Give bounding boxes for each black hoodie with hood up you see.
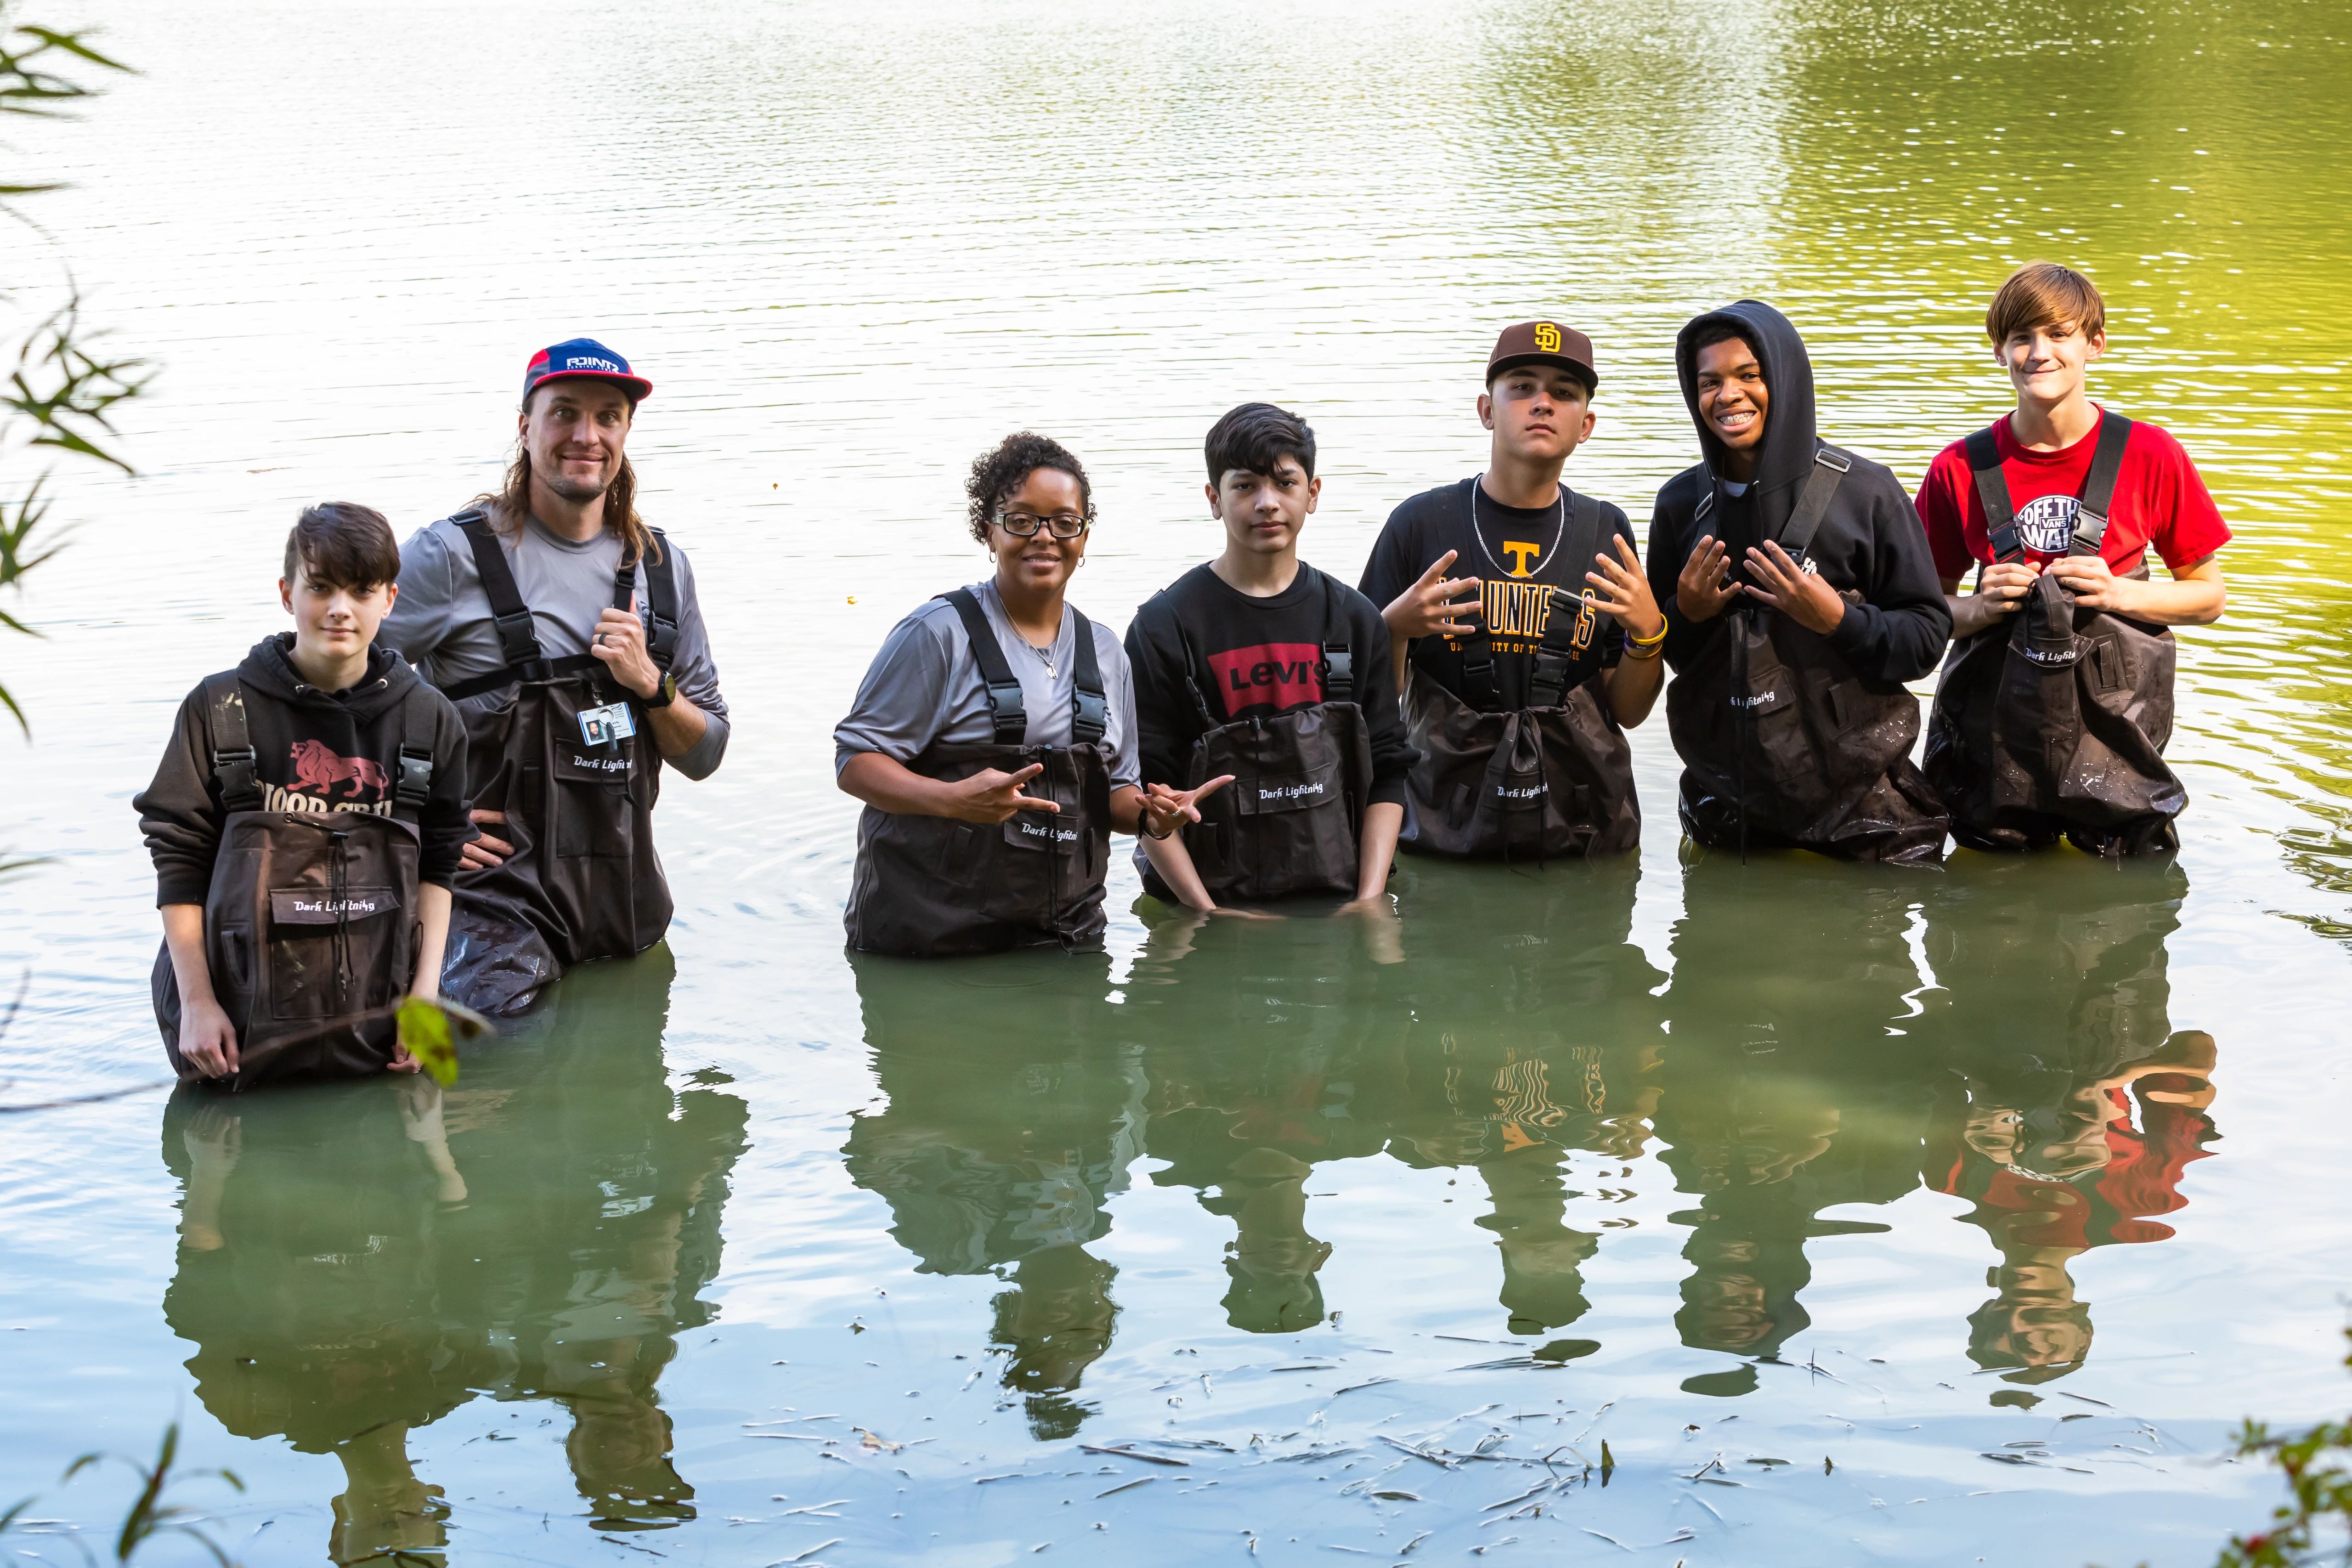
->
[1643,300,1950,683]
[136,635,474,906]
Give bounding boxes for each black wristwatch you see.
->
[640,673,678,710]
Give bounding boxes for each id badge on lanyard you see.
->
[578,701,638,747]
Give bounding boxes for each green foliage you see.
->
[3,1421,243,1564]
[396,993,489,1086]
[0,5,142,735]
[2217,1329,2352,1568]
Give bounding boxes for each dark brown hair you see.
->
[1204,402,1316,484]
[475,385,661,565]
[283,502,400,590]
[965,431,1097,544]
[1987,261,2106,346]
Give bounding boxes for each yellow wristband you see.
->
[1628,622,1669,646]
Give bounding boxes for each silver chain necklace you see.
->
[1468,480,1566,580]
[1024,638,1057,676]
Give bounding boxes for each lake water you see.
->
[4,1,2351,1564]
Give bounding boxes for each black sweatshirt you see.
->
[136,635,475,906]
[1124,562,1417,808]
[1643,300,1951,685]
[1361,477,1633,710]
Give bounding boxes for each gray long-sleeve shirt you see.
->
[383,513,730,780]
[833,580,1141,790]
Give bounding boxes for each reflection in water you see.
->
[159,948,746,1559]
[1656,857,1939,1393]
[844,954,1143,1438]
[1134,914,1392,1337]
[1380,860,1664,1340]
[1923,860,2219,1387]
[830,854,2222,1428]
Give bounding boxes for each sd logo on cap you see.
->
[1487,319,1597,391]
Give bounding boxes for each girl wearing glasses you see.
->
[835,432,1225,957]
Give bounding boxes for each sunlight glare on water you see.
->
[3,1,2350,1564]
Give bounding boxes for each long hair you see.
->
[473,413,662,566]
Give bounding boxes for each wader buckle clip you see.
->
[395,747,434,812]
[213,746,260,810]
[492,608,540,666]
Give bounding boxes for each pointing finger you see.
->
[1007,763,1046,784]
[1011,795,1059,813]
[1191,774,1237,802]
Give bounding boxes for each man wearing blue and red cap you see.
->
[384,338,730,1013]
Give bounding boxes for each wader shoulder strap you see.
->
[941,589,1029,746]
[2072,412,2136,558]
[1318,570,1355,707]
[1456,480,1503,708]
[393,681,438,819]
[455,509,544,669]
[1528,492,1606,709]
[609,529,681,671]
[1779,444,1852,566]
[200,671,261,812]
[1963,427,2024,562]
[1067,608,1108,745]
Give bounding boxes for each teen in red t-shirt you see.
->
[1917,262,2229,630]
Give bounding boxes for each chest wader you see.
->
[1399,493,1640,862]
[1923,414,2184,857]
[845,589,1114,957]
[1172,575,1374,903]
[150,674,439,1087]
[435,508,680,1015]
[1666,444,1949,864]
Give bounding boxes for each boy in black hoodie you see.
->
[1643,301,1951,863]
[137,504,473,1081]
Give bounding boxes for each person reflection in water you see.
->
[1654,857,1943,1393]
[163,1077,475,1565]
[1923,859,2215,1384]
[843,955,1140,1437]
[159,946,745,1557]
[1134,915,1395,1334]
[1381,856,1664,1341]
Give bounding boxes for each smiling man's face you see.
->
[1694,335,1769,460]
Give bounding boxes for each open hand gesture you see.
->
[1742,540,1848,636]
[1381,549,1483,641]
[949,763,1058,823]
[1583,534,1665,642]
[1141,774,1234,839]
[1677,536,1740,623]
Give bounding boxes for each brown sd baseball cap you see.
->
[1487,319,1598,391]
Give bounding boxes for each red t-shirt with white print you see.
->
[1916,407,2231,584]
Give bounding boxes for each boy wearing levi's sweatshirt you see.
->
[136,504,472,1083]
[1123,404,1417,922]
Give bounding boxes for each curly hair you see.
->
[965,431,1096,544]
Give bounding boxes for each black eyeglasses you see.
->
[995,511,1090,539]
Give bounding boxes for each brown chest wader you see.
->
[845,589,1114,957]
[1923,414,2184,856]
[435,508,680,1016]
[1399,492,1640,862]
[150,674,439,1087]
[1171,574,1374,903]
[1665,444,1949,864]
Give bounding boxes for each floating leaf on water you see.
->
[1095,1478,1153,1498]
[1368,1489,1421,1502]
[1078,1445,1187,1467]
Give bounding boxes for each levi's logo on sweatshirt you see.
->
[1207,642,1325,717]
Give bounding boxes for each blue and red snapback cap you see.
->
[522,337,653,403]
